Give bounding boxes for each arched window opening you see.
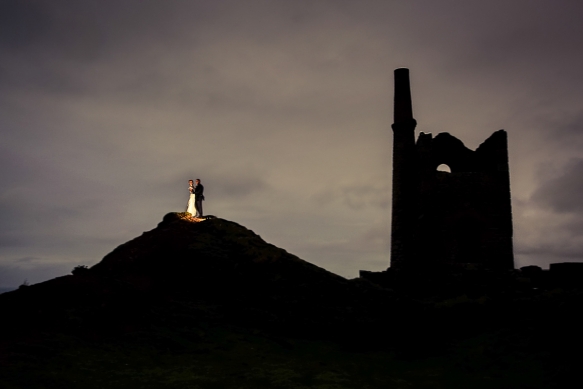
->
[437,164,451,173]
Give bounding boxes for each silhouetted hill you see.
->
[1,213,583,388]
[0,213,395,340]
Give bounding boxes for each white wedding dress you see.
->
[186,189,196,215]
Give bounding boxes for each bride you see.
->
[186,179,196,215]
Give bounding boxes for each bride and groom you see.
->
[186,179,205,218]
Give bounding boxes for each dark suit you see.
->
[194,183,204,217]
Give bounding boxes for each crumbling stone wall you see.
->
[390,69,514,270]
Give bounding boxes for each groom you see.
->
[194,178,205,218]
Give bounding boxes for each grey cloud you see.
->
[531,158,583,214]
[513,193,583,269]
[0,0,193,55]
[209,176,268,199]
[0,1,203,96]
[516,244,583,260]
[540,112,583,152]
[0,0,50,52]
[515,210,583,260]
[2,0,583,285]
[14,256,40,263]
[0,260,77,287]
[0,235,25,248]
[312,182,389,210]
[293,222,390,277]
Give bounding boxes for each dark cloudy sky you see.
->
[2,0,583,286]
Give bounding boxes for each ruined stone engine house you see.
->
[390,69,514,270]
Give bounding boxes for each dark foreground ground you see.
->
[1,213,582,388]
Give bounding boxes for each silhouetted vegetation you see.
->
[71,265,90,276]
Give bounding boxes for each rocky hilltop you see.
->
[1,213,582,388]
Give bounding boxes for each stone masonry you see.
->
[390,68,514,270]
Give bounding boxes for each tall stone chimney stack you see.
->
[390,68,417,269]
[393,68,414,123]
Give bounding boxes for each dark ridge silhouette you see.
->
[1,213,583,388]
[0,213,395,339]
